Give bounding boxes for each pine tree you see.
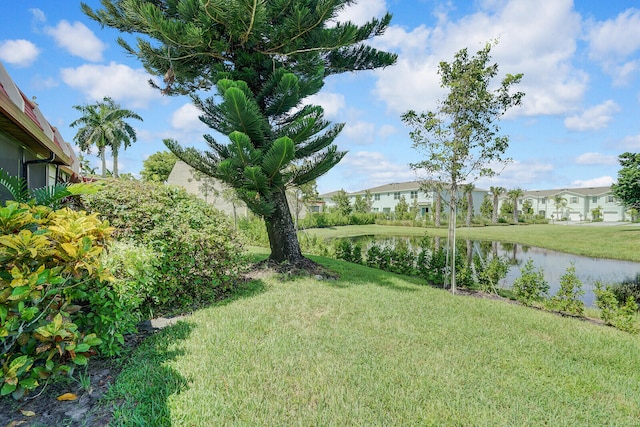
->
[83,0,396,266]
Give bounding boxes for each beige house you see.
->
[167,160,315,222]
[0,61,78,202]
[498,186,626,222]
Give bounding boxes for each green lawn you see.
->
[303,223,640,262]
[106,255,640,426]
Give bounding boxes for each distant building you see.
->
[320,181,487,217]
[499,187,626,222]
[167,160,318,221]
[0,61,78,203]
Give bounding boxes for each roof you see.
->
[0,61,78,174]
[521,186,612,199]
[322,180,488,197]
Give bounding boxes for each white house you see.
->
[321,181,488,217]
[498,186,626,222]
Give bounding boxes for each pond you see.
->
[340,235,640,307]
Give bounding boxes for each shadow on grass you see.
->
[106,279,266,426]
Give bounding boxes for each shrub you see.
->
[609,274,640,310]
[333,240,362,264]
[594,283,639,334]
[82,180,245,315]
[476,255,510,294]
[549,264,585,316]
[512,259,549,306]
[1,203,112,399]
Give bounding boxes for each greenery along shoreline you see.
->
[303,224,640,263]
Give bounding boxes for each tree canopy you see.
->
[140,151,178,182]
[70,96,142,178]
[83,0,396,265]
[612,152,640,210]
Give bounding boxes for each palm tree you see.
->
[489,186,506,224]
[553,194,567,221]
[507,188,524,223]
[71,97,142,178]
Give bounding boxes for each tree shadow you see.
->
[106,279,267,426]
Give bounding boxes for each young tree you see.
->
[480,194,493,219]
[395,195,409,219]
[507,188,524,223]
[141,151,178,182]
[83,0,396,267]
[612,152,640,210]
[402,42,523,293]
[333,189,352,216]
[489,186,506,224]
[71,97,142,178]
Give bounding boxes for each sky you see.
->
[1,1,639,195]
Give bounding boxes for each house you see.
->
[320,181,488,217]
[497,186,626,222]
[167,160,317,220]
[0,61,78,202]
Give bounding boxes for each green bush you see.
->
[333,240,362,264]
[594,283,639,334]
[609,274,640,310]
[549,264,585,316]
[82,180,245,315]
[512,259,549,306]
[476,255,510,294]
[0,203,113,399]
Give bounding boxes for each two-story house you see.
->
[321,181,487,218]
[498,187,626,222]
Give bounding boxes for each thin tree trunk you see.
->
[100,149,107,178]
[435,193,442,227]
[466,191,473,227]
[265,188,304,265]
[113,148,119,178]
[448,187,457,294]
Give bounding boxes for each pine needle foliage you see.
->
[83,0,397,264]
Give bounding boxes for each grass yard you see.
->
[106,255,640,426]
[303,223,640,262]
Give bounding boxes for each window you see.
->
[539,210,546,217]
[592,196,597,203]
[541,198,546,204]
[373,207,379,212]
[607,195,614,203]
[570,197,578,204]
[393,192,401,200]
[410,190,418,199]
[383,207,391,213]
[374,193,380,201]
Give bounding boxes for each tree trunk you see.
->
[492,195,498,223]
[265,188,304,264]
[113,149,119,178]
[466,191,473,227]
[100,149,107,178]
[513,199,518,223]
[435,193,442,227]
[448,188,457,294]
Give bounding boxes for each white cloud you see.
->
[44,20,106,62]
[477,159,555,189]
[575,152,617,166]
[564,100,620,131]
[60,62,164,108]
[570,176,615,188]
[341,120,376,144]
[171,103,207,132]
[29,8,46,25]
[336,151,415,191]
[333,0,387,26]
[304,92,346,119]
[0,39,40,67]
[378,124,397,138]
[374,0,587,116]
[619,133,640,150]
[587,8,640,84]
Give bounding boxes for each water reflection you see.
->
[342,235,640,307]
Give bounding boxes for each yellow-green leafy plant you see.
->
[0,202,113,399]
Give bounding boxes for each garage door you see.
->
[603,212,619,222]
[569,212,582,221]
